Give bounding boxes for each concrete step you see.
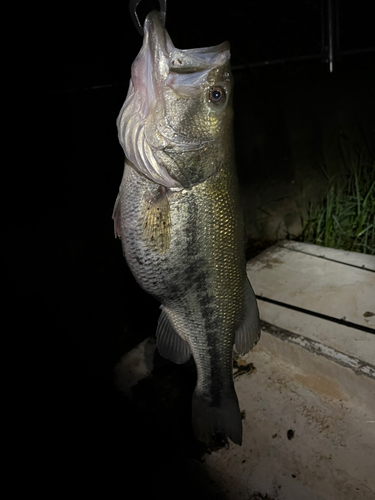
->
[246,239,375,389]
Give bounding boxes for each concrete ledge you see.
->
[260,320,375,380]
[257,322,375,408]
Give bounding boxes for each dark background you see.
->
[50,0,375,91]
[39,0,375,495]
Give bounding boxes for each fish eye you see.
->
[208,86,226,105]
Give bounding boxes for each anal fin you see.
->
[156,307,191,364]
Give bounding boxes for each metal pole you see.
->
[335,0,340,57]
[328,0,334,72]
[321,0,326,57]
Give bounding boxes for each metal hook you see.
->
[129,0,167,36]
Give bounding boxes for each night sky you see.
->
[50,0,375,92]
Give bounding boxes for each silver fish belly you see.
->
[113,11,260,446]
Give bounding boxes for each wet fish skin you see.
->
[113,11,260,447]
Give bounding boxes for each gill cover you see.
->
[117,10,231,188]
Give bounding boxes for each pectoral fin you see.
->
[156,307,191,364]
[234,279,261,355]
[141,186,171,253]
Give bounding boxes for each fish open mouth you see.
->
[147,11,230,71]
[117,10,231,188]
[134,10,231,140]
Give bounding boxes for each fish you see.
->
[113,10,261,447]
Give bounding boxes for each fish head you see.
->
[117,11,234,189]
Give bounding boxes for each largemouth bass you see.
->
[113,10,260,446]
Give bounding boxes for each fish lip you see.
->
[144,10,172,58]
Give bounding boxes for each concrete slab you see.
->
[246,241,375,365]
[203,338,375,500]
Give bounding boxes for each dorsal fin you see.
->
[235,279,261,355]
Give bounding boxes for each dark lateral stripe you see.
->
[255,295,375,335]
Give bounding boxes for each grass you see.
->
[300,135,375,255]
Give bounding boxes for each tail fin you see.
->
[192,390,242,447]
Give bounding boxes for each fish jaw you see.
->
[117,10,234,189]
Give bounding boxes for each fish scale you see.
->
[113,10,261,447]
